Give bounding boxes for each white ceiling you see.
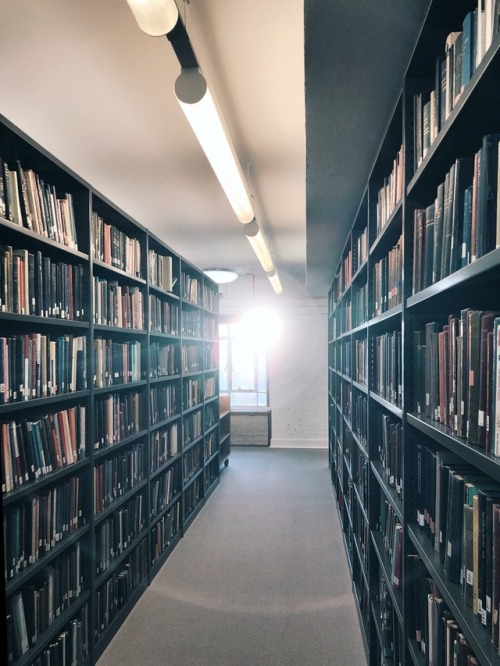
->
[0,0,429,298]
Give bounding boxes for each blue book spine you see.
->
[462,12,474,90]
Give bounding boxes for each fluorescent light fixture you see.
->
[243,219,275,273]
[204,268,238,284]
[266,268,283,295]
[175,68,255,224]
[126,0,178,36]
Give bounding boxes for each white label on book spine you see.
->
[466,569,473,585]
[447,541,452,557]
[487,595,491,612]
[478,410,485,427]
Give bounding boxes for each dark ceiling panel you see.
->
[304,0,431,296]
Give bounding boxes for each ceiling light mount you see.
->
[243,219,275,274]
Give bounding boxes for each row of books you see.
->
[183,441,203,484]
[1,245,86,319]
[202,283,218,312]
[372,235,402,317]
[95,492,146,575]
[342,248,352,293]
[150,423,179,473]
[150,342,178,378]
[204,404,218,430]
[180,272,201,306]
[413,309,500,455]
[408,559,481,665]
[206,342,218,370]
[334,228,368,301]
[93,390,142,451]
[203,315,217,340]
[352,282,368,329]
[378,576,403,663]
[94,540,147,641]
[150,384,178,425]
[27,604,89,666]
[151,466,177,517]
[379,499,403,591]
[415,442,500,646]
[413,2,500,171]
[342,339,351,376]
[183,377,202,410]
[1,406,87,493]
[4,474,85,581]
[375,145,404,235]
[182,343,202,373]
[377,411,402,497]
[374,330,402,407]
[9,543,83,659]
[353,337,368,386]
[341,381,351,422]
[349,485,369,569]
[350,441,368,508]
[183,409,203,446]
[151,502,181,565]
[351,390,367,447]
[412,134,500,294]
[181,307,202,338]
[354,226,368,273]
[0,157,78,250]
[92,212,142,278]
[205,431,217,459]
[205,376,216,401]
[93,442,144,515]
[93,338,143,388]
[148,249,175,293]
[0,333,87,404]
[184,475,202,516]
[93,277,144,329]
[149,294,179,335]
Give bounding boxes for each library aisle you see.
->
[97,447,367,666]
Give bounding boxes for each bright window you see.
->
[219,308,281,407]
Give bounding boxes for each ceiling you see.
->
[0,0,430,299]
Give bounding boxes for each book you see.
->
[444,468,466,583]
[461,11,476,91]
[467,310,485,445]
[433,183,445,284]
[424,203,435,288]
[450,158,474,275]
[475,134,500,260]
[492,318,500,456]
[0,156,6,218]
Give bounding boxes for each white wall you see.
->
[219,274,328,449]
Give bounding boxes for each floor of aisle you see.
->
[97,446,367,666]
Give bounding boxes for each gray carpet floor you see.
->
[97,447,367,666]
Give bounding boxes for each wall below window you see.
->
[219,275,328,449]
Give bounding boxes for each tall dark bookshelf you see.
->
[0,114,221,665]
[328,2,500,664]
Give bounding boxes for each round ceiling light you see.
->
[203,268,239,284]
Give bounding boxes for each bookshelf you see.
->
[0,114,221,665]
[328,2,500,664]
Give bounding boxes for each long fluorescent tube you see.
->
[126,0,179,36]
[243,219,275,273]
[266,268,283,295]
[175,68,255,224]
